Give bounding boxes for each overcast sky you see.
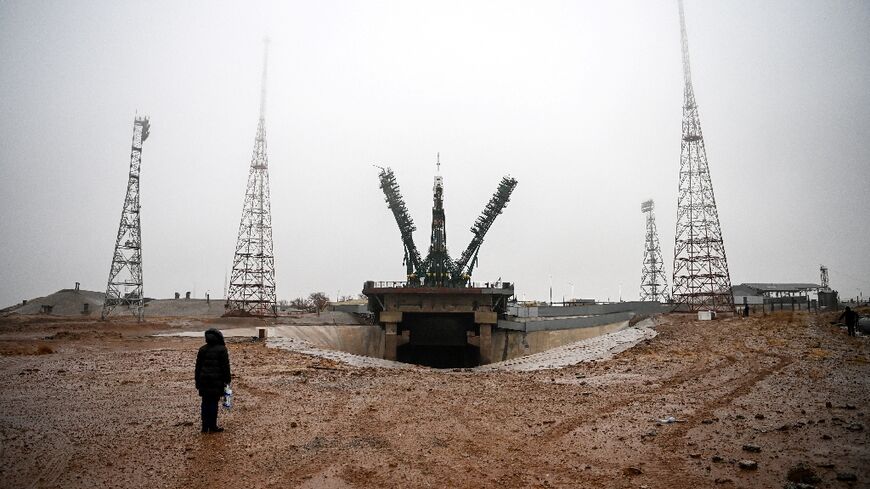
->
[1,0,868,307]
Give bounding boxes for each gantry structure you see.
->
[640,199,668,302]
[364,156,518,366]
[226,40,277,317]
[671,0,734,313]
[102,116,150,321]
[376,156,518,287]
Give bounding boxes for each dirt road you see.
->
[0,312,866,488]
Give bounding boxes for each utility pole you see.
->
[640,200,668,302]
[102,116,150,321]
[226,39,278,317]
[672,0,734,313]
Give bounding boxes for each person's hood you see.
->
[204,328,225,346]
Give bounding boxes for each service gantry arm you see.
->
[377,167,423,283]
[453,176,518,282]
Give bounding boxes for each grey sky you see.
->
[1,0,868,307]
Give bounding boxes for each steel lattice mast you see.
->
[640,200,668,302]
[672,0,734,312]
[226,40,277,317]
[102,116,150,321]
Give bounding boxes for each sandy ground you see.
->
[0,311,867,489]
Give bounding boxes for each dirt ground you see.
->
[0,312,867,489]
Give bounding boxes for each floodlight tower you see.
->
[225,39,277,317]
[671,0,734,312]
[640,200,668,302]
[820,265,830,290]
[102,116,150,321]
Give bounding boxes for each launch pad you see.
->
[363,281,514,367]
[363,157,518,367]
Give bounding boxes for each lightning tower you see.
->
[102,115,150,320]
[640,200,668,302]
[226,39,277,317]
[671,0,734,313]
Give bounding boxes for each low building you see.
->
[732,283,822,307]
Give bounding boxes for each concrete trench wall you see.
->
[267,325,384,358]
[195,318,632,367]
[179,325,385,358]
[262,319,632,365]
[491,319,630,363]
[519,301,674,317]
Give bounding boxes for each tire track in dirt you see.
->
[639,350,793,487]
[17,422,71,489]
[491,326,789,486]
[536,353,739,443]
[0,414,71,489]
[271,390,394,487]
[28,449,69,489]
[656,350,793,446]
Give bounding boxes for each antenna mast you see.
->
[102,115,150,321]
[226,39,278,317]
[672,0,734,312]
[640,200,668,302]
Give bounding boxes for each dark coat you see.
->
[839,308,859,326]
[195,328,231,397]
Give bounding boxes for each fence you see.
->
[739,296,819,314]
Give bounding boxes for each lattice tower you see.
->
[102,116,150,320]
[820,265,829,290]
[640,200,668,302]
[671,0,734,312]
[226,40,277,317]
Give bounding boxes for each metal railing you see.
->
[365,281,513,290]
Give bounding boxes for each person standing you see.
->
[838,306,859,337]
[195,328,231,433]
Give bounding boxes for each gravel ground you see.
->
[0,311,867,488]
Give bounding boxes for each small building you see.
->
[732,283,822,308]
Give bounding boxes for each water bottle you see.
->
[222,384,233,410]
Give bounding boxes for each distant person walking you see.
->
[195,328,231,433]
[838,307,859,337]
